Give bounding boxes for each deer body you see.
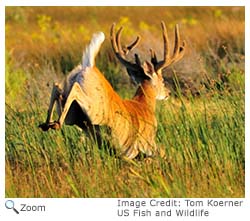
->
[50,65,158,158]
[39,22,185,159]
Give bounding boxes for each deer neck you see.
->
[133,80,157,112]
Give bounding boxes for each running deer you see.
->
[39,21,185,159]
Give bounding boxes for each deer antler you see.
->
[111,21,185,80]
[111,24,146,80]
[151,21,186,72]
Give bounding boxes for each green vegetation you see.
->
[5,6,244,197]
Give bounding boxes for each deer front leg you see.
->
[39,83,63,131]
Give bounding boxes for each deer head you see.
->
[110,21,186,100]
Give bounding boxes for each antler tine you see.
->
[150,49,158,66]
[154,21,170,71]
[135,53,141,66]
[116,26,124,54]
[111,23,119,52]
[173,24,180,55]
[155,22,185,72]
[171,24,186,64]
[110,23,142,72]
[161,21,170,65]
[125,36,141,54]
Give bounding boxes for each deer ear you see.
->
[142,61,155,79]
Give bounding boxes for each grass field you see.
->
[5,6,245,198]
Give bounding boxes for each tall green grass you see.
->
[5,74,244,197]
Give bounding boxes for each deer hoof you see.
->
[50,121,60,130]
[39,122,60,131]
[38,123,50,131]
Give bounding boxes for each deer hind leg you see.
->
[51,82,90,129]
[51,82,103,146]
[39,83,63,131]
[40,82,102,145]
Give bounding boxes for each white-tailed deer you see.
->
[39,21,185,159]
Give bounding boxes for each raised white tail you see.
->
[82,32,105,69]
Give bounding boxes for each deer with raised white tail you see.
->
[39,21,185,159]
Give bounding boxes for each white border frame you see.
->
[1,1,249,220]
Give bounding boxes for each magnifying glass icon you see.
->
[5,200,19,214]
